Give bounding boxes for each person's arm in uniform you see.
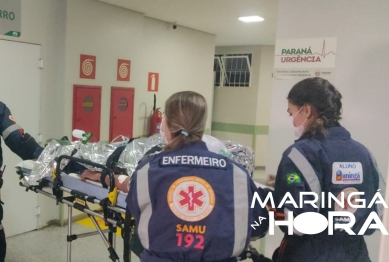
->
[0,102,43,160]
[273,155,317,235]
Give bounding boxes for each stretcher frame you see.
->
[17,155,269,262]
[18,155,131,262]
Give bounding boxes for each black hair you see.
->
[287,77,342,137]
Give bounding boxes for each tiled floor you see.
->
[6,223,134,262]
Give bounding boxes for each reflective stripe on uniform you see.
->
[231,164,249,257]
[367,148,386,218]
[136,163,151,249]
[288,148,321,210]
[2,124,21,140]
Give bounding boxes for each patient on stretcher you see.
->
[15,129,270,261]
[79,134,234,192]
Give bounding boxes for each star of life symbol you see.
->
[178,185,205,212]
[168,176,215,222]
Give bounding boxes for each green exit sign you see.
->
[0,0,21,37]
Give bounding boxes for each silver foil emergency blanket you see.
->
[23,134,255,185]
[73,142,121,171]
[117,134,165,176]
[26,140,76,185]
[222,140,255,175]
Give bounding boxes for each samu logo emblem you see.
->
[178,185,205,212]
[167,176,215,222]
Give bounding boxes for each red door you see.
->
[109,87,135,141]
[73,85,101,142]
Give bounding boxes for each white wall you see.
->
[0,0,67,228]
[0,0,216,227]
[213,46,260,126]
[63,0,215,218]
[64,0,144,142]
[64,0,215,141]
[265,0,389,260]
[139,17,215,134]
[212,45,274,167]
[256,46,274,167]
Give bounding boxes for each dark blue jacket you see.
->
[0,102,43,167]
[272,126,381,262]
[126,141,268,262]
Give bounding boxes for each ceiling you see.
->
[97,0,278,46]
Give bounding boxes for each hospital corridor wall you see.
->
[212,45,274,168]
[0,40,41,237]
[63,0,216,143]
[62,0,215,221]
[0,0,216,230]
[0,0,66,230]
[265,0,389,261]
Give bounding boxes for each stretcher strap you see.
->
[52,180,63,200]
[100,198,110,219]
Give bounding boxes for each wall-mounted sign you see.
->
[148,72,159,92]
[117,59,130,81]
[0,0,21,37]
[80,54,96,79]
[273,37,337,79]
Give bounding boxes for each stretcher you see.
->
[16,144,271,262]
[17,155,128,262]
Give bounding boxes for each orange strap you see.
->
[267,205,285,220]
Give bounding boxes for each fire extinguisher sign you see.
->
[148,72,159,92]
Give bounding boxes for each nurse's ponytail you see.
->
[163,91,207,151]
[287,77,342,137]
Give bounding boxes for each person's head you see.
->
[287,77,342,138]
[162,91,207,150]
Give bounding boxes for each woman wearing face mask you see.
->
[270,77,383,262]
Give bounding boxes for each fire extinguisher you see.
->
[150,94,162,135]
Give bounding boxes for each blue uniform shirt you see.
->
[126,141,268,262]
[271,125,384,262]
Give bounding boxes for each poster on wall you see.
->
[0,0,21,37]
[117,59,131,81]
[148,72,159,92]
[273,37,337,80]
[80,54,96,79]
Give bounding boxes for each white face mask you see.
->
[292,107,307,138]
[160,118,168,144]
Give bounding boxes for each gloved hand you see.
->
[266,174,276,188]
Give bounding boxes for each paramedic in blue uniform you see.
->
[0,101,43,261]
[270,77,383,262]
[82,91,269,261]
